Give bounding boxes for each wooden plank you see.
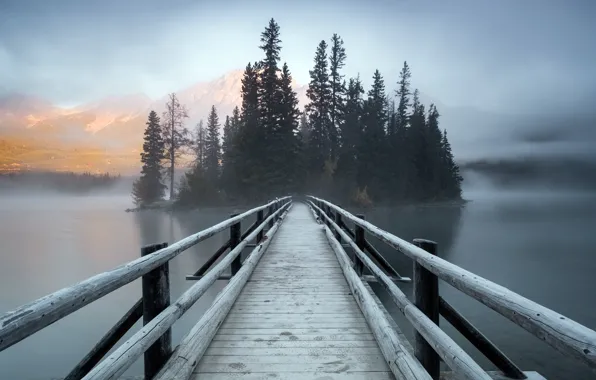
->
[216,328,373,335]
[0,197,290,353]
[198,354,384,363]
[312,196,596,370]
[223,314,364,321]
[212,334,376,341]
[191,372,395,380]
[204,346,384,356]
[221,322,370,329]
[196,361,388,373]
[208,340,380,348]
[152,205,291,380]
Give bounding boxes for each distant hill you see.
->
[0,70,308,174]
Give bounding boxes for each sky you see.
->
[1,0,595,114]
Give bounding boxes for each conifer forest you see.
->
[132,18,463,208]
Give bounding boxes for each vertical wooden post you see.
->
[256,209,264,242]
[141,242,171,380]
[230,213,241,275]
[334,205,342,242]
[413,238,440,380]
[268,205,274,229]
[354,214,365,276]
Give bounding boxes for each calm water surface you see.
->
[0,188,595,379]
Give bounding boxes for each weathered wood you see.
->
[0,197,290,352]
[141,242,171,379]
[191,373,394,380]
[439,296,526,379]
[334,204,342,242]
[309,195,596,371]
[152,204,292,380]
[82,202,291,380]
[354,214,365,276]
[230,213,242,276]
[256,209,264,242]
[312,200,493,380]
[440,371,546,380]
[322,225,432,380]
[413,238,440,380]
[64,299,143,380]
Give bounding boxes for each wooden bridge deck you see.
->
[193,203,394,379]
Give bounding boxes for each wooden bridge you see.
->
[1,196,595,379]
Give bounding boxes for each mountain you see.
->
[0,70,308,173]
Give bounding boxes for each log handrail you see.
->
[0,196,291,352]
[307,195,596,372]
[83,201,291,380]
[309,200,492,380]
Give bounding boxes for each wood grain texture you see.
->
[309,195,596,372]
[194,203,396,380]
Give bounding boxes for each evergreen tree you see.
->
[231,106,241,135]
[193,119,206,168]
[328,33,347,158]
[335,76,364,198]
[358,70,388,200]
[305,40,332,185]
[161,93,190,199]
[235,62,265,200]
[391,62,413,199]
[258,18,282,148]
[204,105,221,183]
[425,104,444,198]
[440,129,463,199]
[276,62,302,193]
[408,89,429,199]
[132,111,166,206]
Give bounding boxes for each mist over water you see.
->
[0,173,595,379]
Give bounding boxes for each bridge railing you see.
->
[307,195,596,379]
[0,196,292,380]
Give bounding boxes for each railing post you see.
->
[230,213,241,275]
[413,238,440,380]
[268,204,274,229]
[354,214,365,276]
[256,209,264,242]
[334,205,342,242]
[141,242,171,380]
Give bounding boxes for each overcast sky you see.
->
[1,0,594,113]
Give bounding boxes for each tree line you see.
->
[132,18,463,208]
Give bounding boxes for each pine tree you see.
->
[193,119,206,168]
[132,111,166,206]
[358,70,388,200]
[305,40,332,186]
[328,33,347,158]
[335,76,364,199]
[221,115,237,194]
[391,62,413,199]
[276,62,302,193]
[440,129,463,199]
[161,93,190,199]
[408,89,429,199]
[204,105,221,184]
[235,62,264,200]
[258,18,282,150]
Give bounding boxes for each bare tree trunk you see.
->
[170,109,175,200]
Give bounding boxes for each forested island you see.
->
[132,18,463,209]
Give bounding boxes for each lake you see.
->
[0,185,595,379]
